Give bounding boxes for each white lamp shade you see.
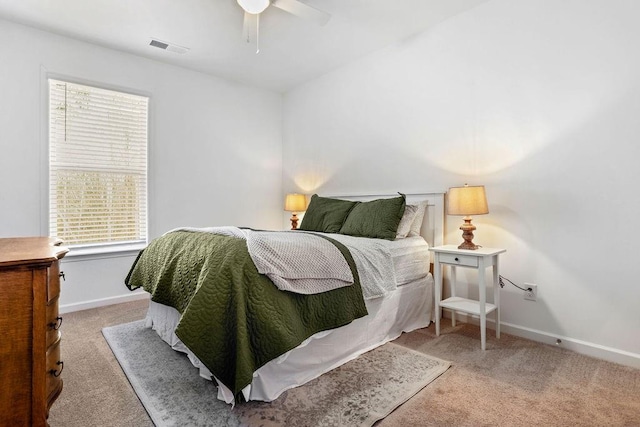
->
[237,0,270,14]
[447,185,489,216]
[284,193,307,212]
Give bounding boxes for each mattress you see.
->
[323,233,431,294]
[389,236,432,285]
[145,273,433,404]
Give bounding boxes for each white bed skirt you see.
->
[145,273,434,404]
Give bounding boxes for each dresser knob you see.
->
[51,361,64,377]
[59,271,66,281]
[49,316,63,330]
[454,257,459,262]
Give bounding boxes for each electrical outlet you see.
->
[524,283,537,301]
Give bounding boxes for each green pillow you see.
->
[299,194,357,233]
[339,195,406,240]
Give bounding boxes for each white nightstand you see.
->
[430,245,506,350]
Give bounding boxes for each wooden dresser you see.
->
[0,237,68,426]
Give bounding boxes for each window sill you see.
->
[62,242,147,262]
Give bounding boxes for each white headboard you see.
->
[326,192,445,250]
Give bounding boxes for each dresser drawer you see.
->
[47,261,61,302]
[439,253,478,267]
[46,338,64,402]
[46,299,62,348]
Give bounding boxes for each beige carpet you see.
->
[49,299,640,426]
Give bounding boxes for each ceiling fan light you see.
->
[237,0,270,14]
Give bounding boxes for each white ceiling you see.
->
[0,0,488,92]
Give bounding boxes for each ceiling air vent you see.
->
[149,38,190,54]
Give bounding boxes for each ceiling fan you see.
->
[236,0,331,53]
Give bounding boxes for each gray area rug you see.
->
[102,320,450,427]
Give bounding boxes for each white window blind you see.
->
[49,79,148,247]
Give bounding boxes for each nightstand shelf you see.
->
[430,245,506,350]
[439,297,497,317]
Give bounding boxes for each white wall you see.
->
[283,0,640,365]
[0,19,283,311]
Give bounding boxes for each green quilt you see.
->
[125,231,367,399]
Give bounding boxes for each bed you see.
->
[125,192,444,405]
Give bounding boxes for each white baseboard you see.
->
[60,292,150,314]
[442,310,640,369]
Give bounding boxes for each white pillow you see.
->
[395,204,419,239]
[407,200,428,237]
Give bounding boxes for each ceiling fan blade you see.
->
[271,0,331,26]
[242,11,258,43]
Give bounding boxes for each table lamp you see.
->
[284,193,307,230]
[447,184,489,250]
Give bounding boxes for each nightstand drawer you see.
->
[439,253,478,267]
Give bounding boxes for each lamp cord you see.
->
[498,275,532,292]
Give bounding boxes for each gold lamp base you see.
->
[458,217,480,250]
[290,213,300,230]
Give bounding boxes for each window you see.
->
[48,79,148,248]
